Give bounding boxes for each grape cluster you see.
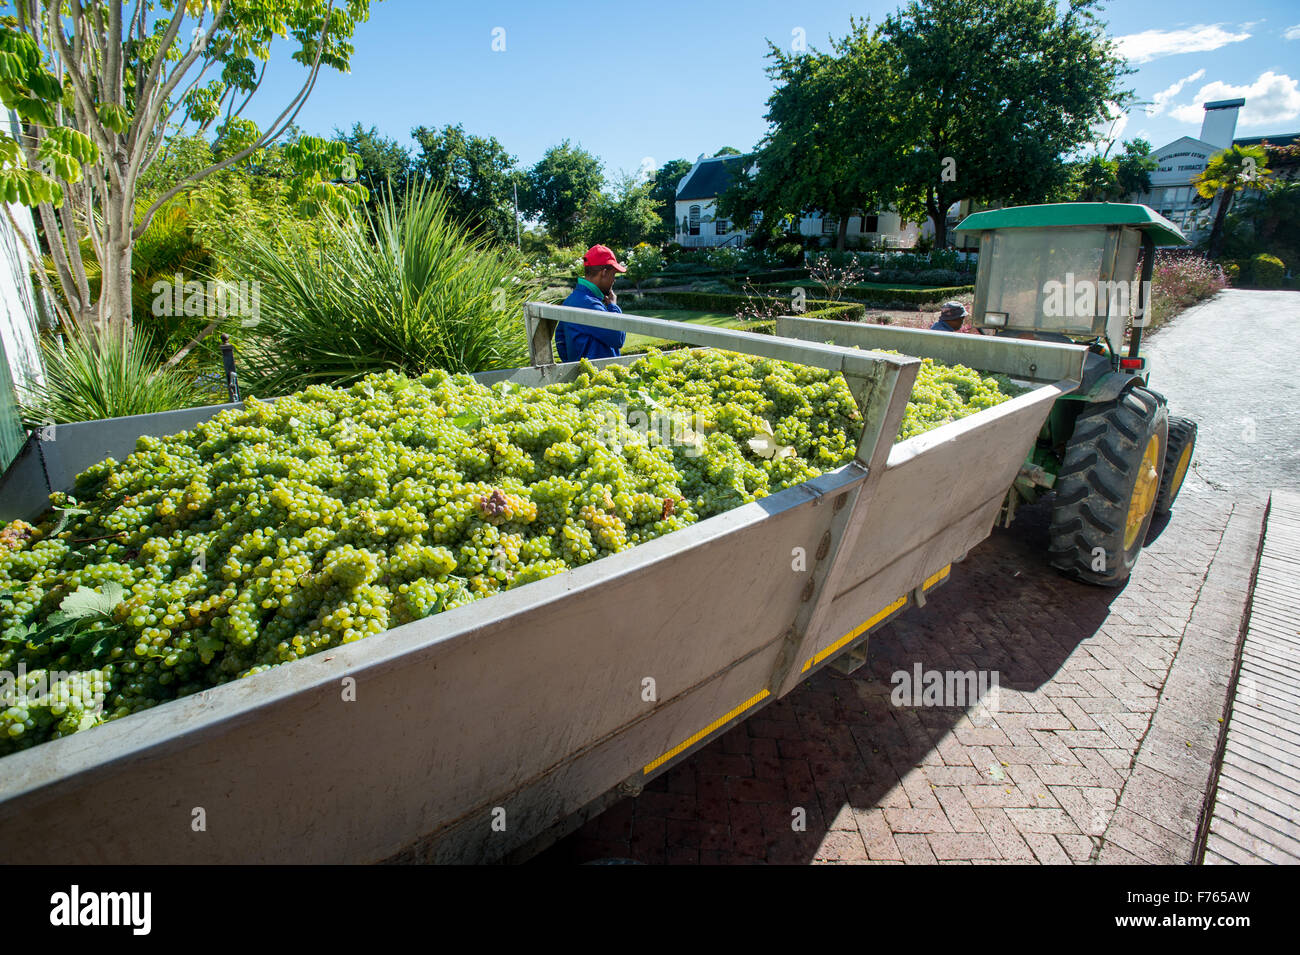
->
[0,348,1017,755]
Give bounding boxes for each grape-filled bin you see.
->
[0,305,1084,863]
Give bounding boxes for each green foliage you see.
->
[1217,180,1300,269]
[18,329,214,425]
[772,242,805,267]
[622,244,666,290]
[232,183,531,395]
[1193,144,1275,257]
[1,1,378,335]
[1070,140,1158,202]
[732,1,1131,249]
[646,289,867,320]
[1250,253,1285,288]
[648,159,693,240]
[522,140,605,247]
[584,172,662,248]
[412,123,521,244]
[335,123,413,214]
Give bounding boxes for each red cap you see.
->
[583,244,627,272]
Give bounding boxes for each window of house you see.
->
[861,214,879,233]
[822,216,838,234]
[689,205,700,236]
[715,218,729,235]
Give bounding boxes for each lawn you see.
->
[616,307,750,353]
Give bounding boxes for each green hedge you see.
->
[758,280,973,305]
[1250,253,1285,288]
[645,289,866,321]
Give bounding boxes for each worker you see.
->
[556,245,627,362]
[930,301,968,332]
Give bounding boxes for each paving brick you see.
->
[853,807,904,861]
[1106,807,1194,863]
[814,829,868,862]
[1022,831,1072,864]
[974,808,1036,861]
[1056,833,1097,863]
[934,786,984,833]
[1004,808,1080,834]
[883,807,955,833]
[894,833,938,864]
[727,777,791,804]
[962,784,1035,808]
[921,765,985,787]
[927,832,1001,861]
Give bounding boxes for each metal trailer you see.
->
[0,305,1084,864]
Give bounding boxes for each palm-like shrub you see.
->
[19,328,213,425]
[233,183,532,396]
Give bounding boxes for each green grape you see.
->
[0,350,1018,755]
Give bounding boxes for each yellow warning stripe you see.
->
[800,564,951,674]
[643,689,770,774]
[640,564,952,776]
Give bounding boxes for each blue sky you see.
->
[244,0,1300,178]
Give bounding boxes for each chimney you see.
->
[1200,98,1244,150]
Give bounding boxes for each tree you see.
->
[1219,180,1300,268]
[712,146,741,157]
[1071,139,1157,201]
[336,122,411,212]
[647,158,692,241]
[718,25,900,250]
[411,123,520,244]
[1115,139,1157,198]
[1193,144,1274,259]
[584,170,661,248]
[0,1,374,345]
[879,0,1132,248]
[521,140,604,247]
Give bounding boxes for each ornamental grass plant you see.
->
[232,183,531,396]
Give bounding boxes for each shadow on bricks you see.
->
[537,498,1175,865]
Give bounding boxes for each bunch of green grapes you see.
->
[0,349,1017,755]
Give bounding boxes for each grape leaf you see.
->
[452,412,481,431]
[52,582,124,621]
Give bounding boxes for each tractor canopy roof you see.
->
[954,203,1188,247]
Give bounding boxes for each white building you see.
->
[1130,99,1244,238]
[1129,99,1298,242]
[671,153,920,249]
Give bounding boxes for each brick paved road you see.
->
[541,296,1284,865]
[539,485,1258,864]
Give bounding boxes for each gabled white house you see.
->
[671,153,920,249]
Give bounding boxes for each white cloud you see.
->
[1284,24,1300,41]
[1147,69,1206,115]
[1114,24,1251,63]
[1092,101,1129,144]
[1168,72,1300,127]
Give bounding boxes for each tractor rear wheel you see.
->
[1048,386,1168,586]
[1154,416,1197,515]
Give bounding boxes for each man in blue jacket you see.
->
[556,244,627,362]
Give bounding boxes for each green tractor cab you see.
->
[954,202,1199,585]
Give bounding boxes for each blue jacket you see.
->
[556,281,625,362]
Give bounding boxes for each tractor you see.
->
[954,202,1199,586]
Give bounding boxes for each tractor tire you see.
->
[1154,416,1197,515]
[1047,385,1168,586]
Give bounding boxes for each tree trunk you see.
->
[926,192,947,250]
[101,190,135,347]
[837,213,850,250]
[1207,189,1232,260]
